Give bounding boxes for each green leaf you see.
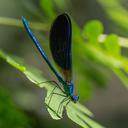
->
[45,84,65,120]
[0,50,46,87]
[104,34,120,57]
[66,102,104,128]
[0,50,104,128]
[45,86,104,128]
[83,20,103,43]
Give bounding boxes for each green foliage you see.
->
[0,50,104,128]
[0,86,31,128]
[40,0,70,20]
[82,20,128,88]
[40,0,56,20]
[97,0,128,34]
[104,34,120,57]
[83,20,103,43]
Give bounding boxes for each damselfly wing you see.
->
[50,14,72,83]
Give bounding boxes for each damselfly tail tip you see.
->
[22,16,27,24]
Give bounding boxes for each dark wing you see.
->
[50,13,72,82]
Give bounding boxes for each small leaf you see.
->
[0,50,26,72]
[104,34,120,57]
[67,102,104,128]
[83,20,103,43]
[45,85,66,120]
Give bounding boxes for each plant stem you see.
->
[0,16,128,48]
[0,16,48,31]
[99,34,128,48]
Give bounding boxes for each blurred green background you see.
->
[0,0,128,128]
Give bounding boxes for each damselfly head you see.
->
[71,95,79,103]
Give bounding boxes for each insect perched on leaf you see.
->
[22,13,79,114]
